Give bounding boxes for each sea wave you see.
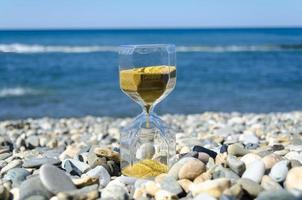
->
[0,43,302,53]
[0,87,38,98]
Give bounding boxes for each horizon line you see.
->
[1,25,302,31]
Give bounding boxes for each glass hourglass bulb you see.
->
[119,44,176,178]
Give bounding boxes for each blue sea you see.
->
[1,28,302,119]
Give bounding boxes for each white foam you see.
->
[0,43,300,54]
[0,87,38,97]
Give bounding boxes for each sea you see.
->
[1,28,302,119]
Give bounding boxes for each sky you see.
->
[0,0,302,29]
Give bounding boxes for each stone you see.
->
[223,183,243,199]
[262,153,283,170]
[25,195,47,200]
[155,190,177,200]
[59,145,81,160]
[256,189,297,200]
[220,144,228,154]
[189,178,230,197]
[193,193,216,200]
[0,185,10,200]
[23,157,61,168]
[106,160,120,176]
[26,135,40,149]
[290,160,301,168]
[0,159,22,175]
[168,157,196,179]
[240,153,261,168]
[136,143,155,160]
[237,178,263,197]
[0,152,12,160]
[72,176,98,187]
[19,176,52,199]
[261,175,282,190]
[178,179,193,193]
[87,151,106,168]
[269,160,289,182]
[197,152,210,163]
[194,171,212,183]
[62,159,90,176]
[227,143,249,156]
[101,182,129,200]
[57,184,99,200]
[213,166,240,181]
[83,165,111,188]
[215,153,228,167]
[193,146,217,159]
[3,167,31,186]
[242,160,265,183]
[227,155,245,176]
[285,166,302,190]
[239,132,259,146]
[158,176,183,196]
[178,158,205,180]
[94,147,119,162]
[39,164,76,194]
[144,181,160,196]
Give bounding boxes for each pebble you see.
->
[26,135,40,149]
[101,182,129,200]
[56,184,99,200]
[269,160,289,182]
[193,146,217,158]
[158,175,184,196]
[19,176,52,199]
[262,153,283,170]
[189,178,230,197]
[0,152,12,160]
[261,175,282,190]
[226,155,245,176]
[213,166,240,181]
[193,193,216,200]
[237,178,263,197]
[240,153,261,168]
[0,159,22,175]
[285,166,302,190]
[62,159,90,176]
[168,157,196,179]
[23,157,61,168]
[0,185,10,200]
[227,143,249,156]
[155,190,177,200]
[83,165,111,188]
[197,152,210,163]
[220,144,228,153]
[178,158,205,180]
[39,164,76,194]
[178,179,192,193]
[3,168,31,186]
[242,160,265,183]
[256,189,298,200]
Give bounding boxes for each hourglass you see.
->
[119,44,176,178]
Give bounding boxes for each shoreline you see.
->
[1,112,302,199]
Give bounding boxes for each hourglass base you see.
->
[120,112,175,178]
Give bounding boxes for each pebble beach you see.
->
[1,112,302,200]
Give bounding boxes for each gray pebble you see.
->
[23,157,61,168]
[0,159,22,175]
[101,182,129,200]
[158,176,183,196]
[238,178,264,197]
[3,168,30,186]
[19,176,52,199]
[256,189,298,200]
[84,165,111,188]
[227,155,246,176]
[62,159,90,176]
[242,160,265,183]
[26,136,40,149]
[0,153,12,160]
[39,164,76,194]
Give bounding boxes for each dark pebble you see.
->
[192,146,217,158]
[220,144,228,153]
